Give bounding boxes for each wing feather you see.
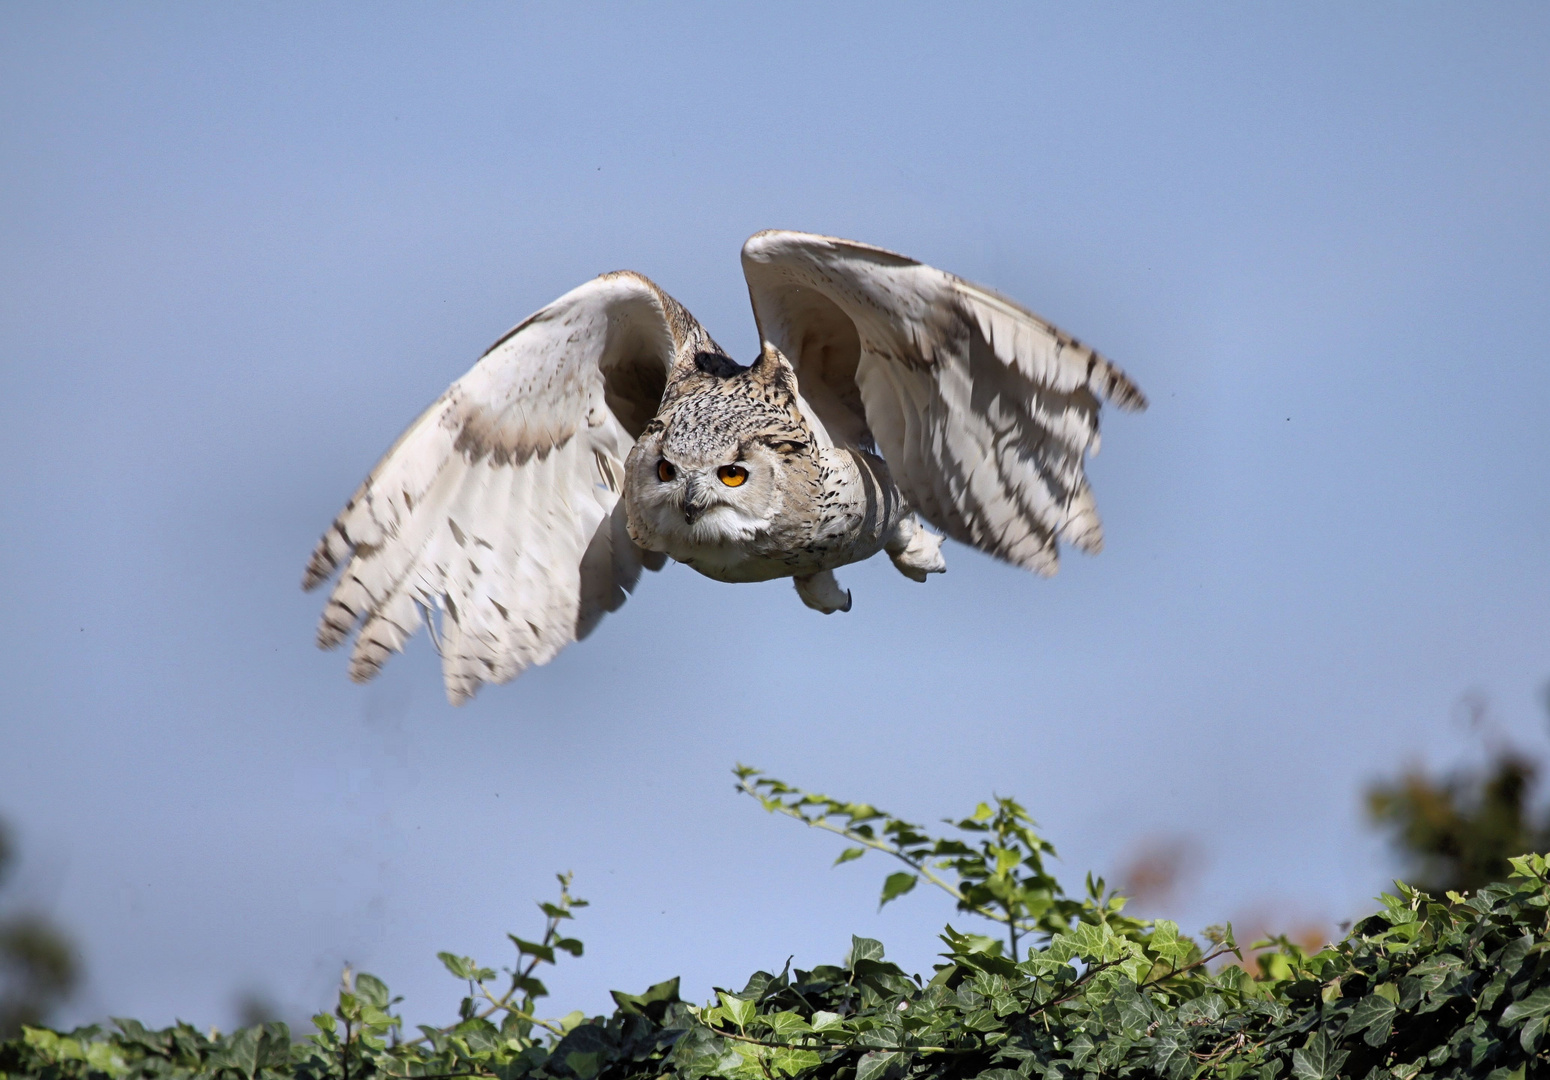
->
[306,271,709,703]
[742,231,1145,575]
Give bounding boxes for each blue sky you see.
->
[2,3,1547,1033]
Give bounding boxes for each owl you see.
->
[304,231,1147,703]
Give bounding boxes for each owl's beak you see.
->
[682,477,710,524]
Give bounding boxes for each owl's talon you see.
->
[795,570,852,614]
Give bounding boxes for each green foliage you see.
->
[1368,747,1550,896]
[732,767,1146,957]
[0,821,81,1038]
[6,772,1550,1080]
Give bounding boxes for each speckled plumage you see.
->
[304,232,1146,702]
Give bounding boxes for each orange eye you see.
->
[717,465,749,487]
[657,459,676,483]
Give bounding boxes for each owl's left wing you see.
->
[741,230,1146,575]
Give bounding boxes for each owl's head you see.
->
[623,347,815,562]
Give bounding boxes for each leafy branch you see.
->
[412,872,587,1046]
[734,765,1146,956]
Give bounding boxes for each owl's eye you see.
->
[657,459,676,483]
[717,465,749,487]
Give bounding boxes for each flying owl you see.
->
[304,231,1147,703]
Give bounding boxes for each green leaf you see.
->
[1148,1026,1192,1080]
[846,936,885,966]
[354,972,390,1009]
[834,847,866,866]
[610,977,681,1019]
[1112,985,1153,1036]
[558,1010,586,1033]
[810,1010,845,1032]
[82,1041,128,1077]
[770,1048,823,1077]
[1290,1032,1349,1080]
[1147,920,1193,968]
[553,936,584,957]
[1521,1013,1548,1054]
[565,1051,602,1080]
[214,1027,261,1080]
[855,1050,907,1080]
[762,1011,812,1038]
[1344,992,1397,1046]
[438,952,477,980]
[878,872,918,908]
[457,1017,501,1055]
[509,936,556,964]
[717,991,755,1030]
[1501,986,1550,1027]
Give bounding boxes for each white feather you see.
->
[305,272,690,703]
[741,230,1146,576]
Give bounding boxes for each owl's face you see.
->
[624,423,791,555]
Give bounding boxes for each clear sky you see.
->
[2,2,1547,1033]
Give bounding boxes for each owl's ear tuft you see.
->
[750,343,798,393]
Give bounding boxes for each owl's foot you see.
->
[794,570,852,614]
[886,516,946,582]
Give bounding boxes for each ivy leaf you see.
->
[855,1050,907,1080]
[438,952,477,980]
[846,937,885,966]
[770,1048,823,1077]
[1344,993,1396,1046]
[810,1011,845,1033]
[1112,985,1152,1037]
[878,873,918,909]
[717,991,754,1030]
[610,977,680,1020]
[1290,1032,1349,1080]
[1148,1026,1192,1080]
[762,1011,812,1038]
[214,1027,261,1080]
[1521,1014,1548,1054]
[834,847,866,866]
[354,972,390,1009]
[1501,986,1550,1028]
[509,936,556,964]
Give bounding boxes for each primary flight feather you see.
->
[304,231,1147,703]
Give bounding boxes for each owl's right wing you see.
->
[741,231,1146,576]
[303,271,710,704]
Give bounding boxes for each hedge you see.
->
[5,768,1547,1080]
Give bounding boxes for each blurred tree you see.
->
[1367,685,1550,895]
[0,820,81,1038]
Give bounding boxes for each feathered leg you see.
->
[885,514,946,582]
[794,570,852,613]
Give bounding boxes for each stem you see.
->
[1141,943,1238,988]
[405,910,568,1047]
[1027,959,1122,1018]
[738,778,1034,934]
[708,1026,966,1056]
